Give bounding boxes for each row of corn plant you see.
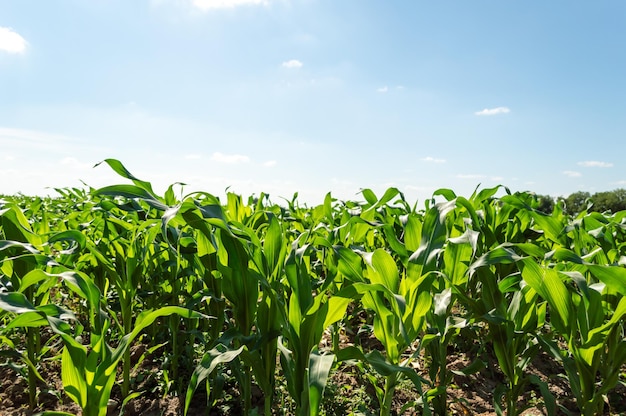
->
[1,160,625,415]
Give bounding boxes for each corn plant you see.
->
[0,202,53,409]
[279,234,351,416]
[5,164,626,416]
[45,268,204,416]
[521,254,626,416]
[461,245,554,416]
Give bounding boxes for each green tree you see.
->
[590,188,626,213]
[532,194,555,214]
[563,191,591,216]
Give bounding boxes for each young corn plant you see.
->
[337,199,457,415]
[521,254,626,416]
[464,245,555,416]
[338,247,433,416]
[278,234,351,416]
[0,203,54,409]
[45,269,206,416]
[422,194,479,415]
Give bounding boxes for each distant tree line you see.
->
[533,188,626,216]
[3,189,626,217]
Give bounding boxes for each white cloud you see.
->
[376,86,388,93]
[474,107,510,116]
[185,154,202,160]
[577,161,613,168]
[192,0,269,10]
[0,27,27,54]
[490,176,504,181]
[211,152,250,164]
[421,156,445,163]
[263,160,277,167]
[563,170,582,178]
[282,59,303,69]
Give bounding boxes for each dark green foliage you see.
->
[532,194,555,214]
[588,188,626,213]
[563,191,591,215]
[561,189,626,215]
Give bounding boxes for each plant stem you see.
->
[380,372,398,416]
[27,326,37,409]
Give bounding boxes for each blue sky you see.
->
[1,0,625,205]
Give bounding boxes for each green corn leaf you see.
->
[334,245,364,282]
[586,264,626,295]
[521,260,572,337]
[94,185,167,211]
[94,159,155,194]
[364,248,400,293]
[364,349,426,390]
[264,215,285,277]
[432,188,457,201]
[360,188,378,206]
[48,230,87,254]
[57,338,88,410]
[409,199,456,276]
[469,245,523,273]
[184,345,245,416]
[308,350,335,416]
[322,296,351,330]
[0,291,38,313]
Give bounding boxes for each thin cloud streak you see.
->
[192,0,269,10]
[0,27,27,54]
[578,161,613,168]
[563,171,582,178]
[475,107,510,116]
[421,156,446,163]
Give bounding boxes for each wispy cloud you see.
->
[211,152,250,164]
[563,170,582,178]
[0,27,27,54]
[578,161,613,168]
[421,156,445,163]
[376,86,388,93]
[192,0,268,10]
[282,59,303,69]
[475,107,511,116]
[184,154,202,160]
[263,160,277,167]
[0,126,77,151]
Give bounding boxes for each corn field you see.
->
[1,159,625,416]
